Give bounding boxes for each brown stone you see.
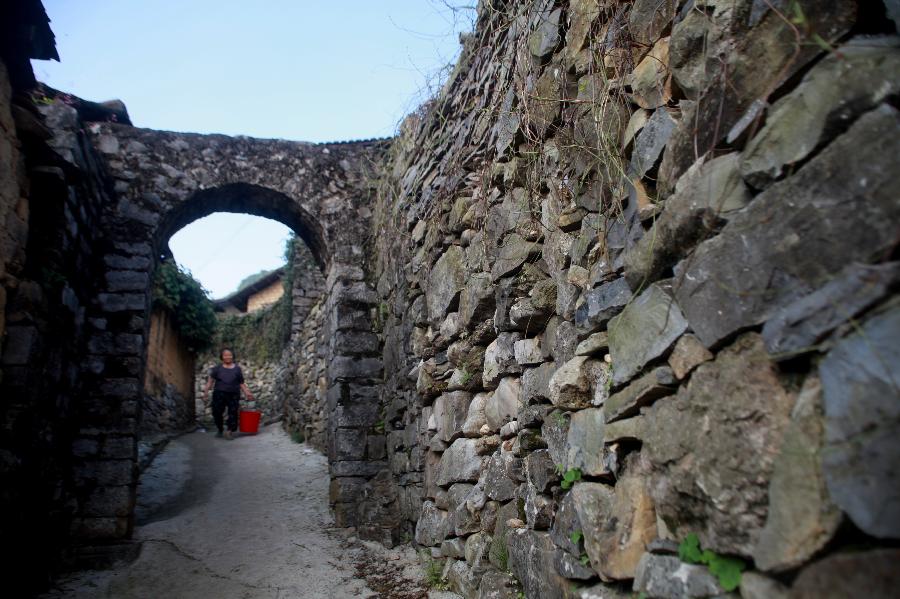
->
[790,549,900,599]
[629,38,671,109]
[753,376,841,572]
[579,457,657,580]
[667,334,713,380]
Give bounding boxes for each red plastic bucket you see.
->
[239,410,261,434]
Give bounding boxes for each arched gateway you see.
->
[66,118,390,549]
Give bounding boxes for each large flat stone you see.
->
[753,376,841,572]
[643,334,795,556]
[565,408,609,477]
[819,304,900,539]
[462,392,490,438]
[436,439,486,487]
[415,500,450,547]
[741,36,900,188]
[541,410,570,467]
[629,107,675,179]
[762,262,900,357]
[608,283,687,385]
[482,453,520,502]
[459,272,496,330]
[674,106,900,348]
[790,549,900,599]
[484,377,522,432]
[434,391,473,443]
[427,246,467,324]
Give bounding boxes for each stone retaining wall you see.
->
[371,1,900,597]
[3,1,900,596]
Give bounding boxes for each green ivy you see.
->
[152,262,217,353]
[678,533,746,592]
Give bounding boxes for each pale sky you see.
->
[34,0,472,298]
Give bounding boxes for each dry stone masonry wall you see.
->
[371,1,900,597]
[2,0,900,596]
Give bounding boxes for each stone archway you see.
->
[155,182,329,271]
[70,121,389,547]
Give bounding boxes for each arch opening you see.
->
[142,189,328,446]
[154,182,329,273]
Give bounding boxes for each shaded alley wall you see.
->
[143,307,195,436]
[0,7,136,590]
[371,1,900,597]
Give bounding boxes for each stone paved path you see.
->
[44,424,457,599]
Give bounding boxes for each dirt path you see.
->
[44,425,459,599]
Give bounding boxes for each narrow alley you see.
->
[43,427,457,599]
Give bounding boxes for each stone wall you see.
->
[282,296,328,447]
[3,0,900,595]
[143,307,195,435]
[0,31,133,592]
[371,1,900,597]
[0,59,387,588]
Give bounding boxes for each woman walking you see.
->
[202,348,255,439]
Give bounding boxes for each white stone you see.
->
[514,337,543,366]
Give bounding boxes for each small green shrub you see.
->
[678,533,746,592]
[290,430,305,444]
[560,468,582,490]
[421,551,450,591]
[552,411,567,427]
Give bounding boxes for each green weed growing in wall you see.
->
[560,468,582,490]
[678,533,746,592]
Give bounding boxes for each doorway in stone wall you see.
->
[143,185,328,454]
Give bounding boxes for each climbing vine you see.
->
[152,261,217,353]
